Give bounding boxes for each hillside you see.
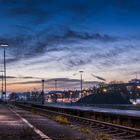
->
[77,93,131,104]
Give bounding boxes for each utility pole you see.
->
[55,80,57,91]
[0,44,8,103]
[135,73,138,101]
[41,79,45,104]
[0,71,4,100]
[4,47,6,102]
[2,73,3,100]
[136,72,138,83]
[79,71,84,98]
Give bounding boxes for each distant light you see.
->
[132,101,137,105]
[103,88,107,92]
[137,86,140,89]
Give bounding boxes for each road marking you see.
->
[9,108,52,140]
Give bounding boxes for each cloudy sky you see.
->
[0,0,140,92]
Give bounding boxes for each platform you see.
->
[46,103,140,118]
[0,104,88,140]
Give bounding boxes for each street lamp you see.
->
[55,79,57,91]
[79,71,84,98]
[41,79,45,104]
[70,91,73,105]
[0,71,4,100]
[0,44,8,102]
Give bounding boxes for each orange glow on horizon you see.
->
[7,83,61,92]
[7,83,41,92]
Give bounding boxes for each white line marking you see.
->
[9,108,52,140]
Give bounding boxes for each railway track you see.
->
[14,103,140,140]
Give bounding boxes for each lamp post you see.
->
[0,44,8,102]
[70,91,73,105]
[55,80,57,91]
[79,71,84,98]
[0,71,4,100]
[41,79,45,104]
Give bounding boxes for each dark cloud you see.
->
[16,76,43,79]
[54,29,117,41]
[65,57,92,69]
[0,75,43,79]
[8,77,100,90]
[1,28,139,77]
[46,78,80,83]
[6,57,19,64]
[37,28,117,42]
[8,78,81,84]
[0,76,16,79]
[0,34,47,64]
[8,80,40,85]
[0,28,117,65]
[68,59,90,67]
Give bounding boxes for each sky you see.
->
[0,0,140,92]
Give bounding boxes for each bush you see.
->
[54,115,70,125]
[95,132,112,140]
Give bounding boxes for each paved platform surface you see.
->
[0,104,41,140]
[0,104,89,140]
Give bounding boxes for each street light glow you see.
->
[0,44,8,47]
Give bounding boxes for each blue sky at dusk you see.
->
[0,0,140,92]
